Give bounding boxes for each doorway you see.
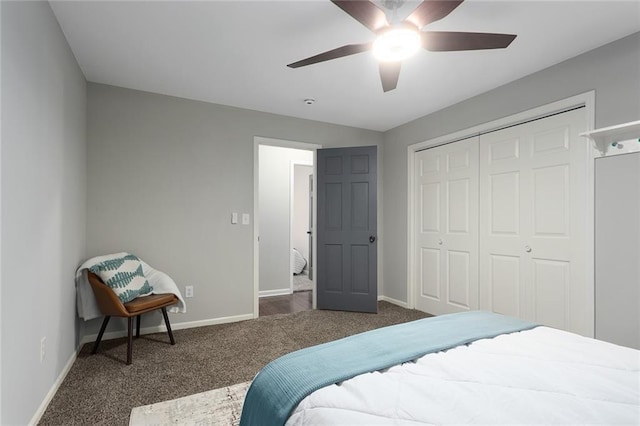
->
[292,163,313,292]
[253,137,320,318]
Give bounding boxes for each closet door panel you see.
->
[532,258,570,330]
[420,182,440,233]
[419,248,440,301]
[414,138,478,315]
[489,171,520,235]
[447,250,471,308]
[479,108,589,335]
[416,149,444,308]
[447,178,470,234]
[489,254,521,317]
[479,128,527,317]
[532,164,569,237]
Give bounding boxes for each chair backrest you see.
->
[87,271,130,317]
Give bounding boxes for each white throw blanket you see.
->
[76,252,186,320]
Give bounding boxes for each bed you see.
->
[240,311,639,425]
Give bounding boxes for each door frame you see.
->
[407,92,596,332]
[253,136,321,318]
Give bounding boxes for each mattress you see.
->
[286,326,640,425]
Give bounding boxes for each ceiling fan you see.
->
[287,0,517,92]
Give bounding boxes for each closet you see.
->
[413,107,592,336]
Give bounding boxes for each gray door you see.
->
[317,146,377,313]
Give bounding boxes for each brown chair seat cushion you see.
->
[124,293,178,314]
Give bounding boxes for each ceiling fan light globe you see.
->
[372,27,420,62]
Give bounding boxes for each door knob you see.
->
[369,236,376,243]
[525,245,532,253]
[438,239,443,245]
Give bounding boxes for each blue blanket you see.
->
[239,311,537,426]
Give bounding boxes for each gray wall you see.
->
[1,1,87,424]
[259,145,312,294]
[382,32,640,303]
[595,152,640,349]
[86,83,383,335]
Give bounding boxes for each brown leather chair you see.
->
[87,271,178,365]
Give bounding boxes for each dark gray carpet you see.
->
[39,302,430,425]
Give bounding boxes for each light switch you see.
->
[231,212,238,224]
[242,213,250,225]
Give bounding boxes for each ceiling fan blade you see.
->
[404,0,464,29]
[287,43,373,68]
[421,31,517,51]
[331,0,388,32]
[379,62,401,92]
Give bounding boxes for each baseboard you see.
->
[79,313,254,346]
[377,295,409,309]
[29,348,78,425]
[258,288,292,298]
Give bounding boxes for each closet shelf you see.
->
[580,120,640,156]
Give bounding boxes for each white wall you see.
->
[1,1,87,424]
[259,146,312,294]
[86,83,383,336]
[382,32,640,303]
[293,164,313,267]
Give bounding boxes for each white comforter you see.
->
[287,327,640,425]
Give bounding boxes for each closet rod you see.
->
[416,105,585,153]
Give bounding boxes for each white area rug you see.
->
[129,381,250,425]
[293,272,312,292]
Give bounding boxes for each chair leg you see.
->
[127,317,134,365]
[161,307,176,345]
[136,314,141,338]
[92,316,111,355]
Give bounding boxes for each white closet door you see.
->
[414,137,479,315]
[479,108,590,335]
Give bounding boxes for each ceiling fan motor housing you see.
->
[373,22,420,62]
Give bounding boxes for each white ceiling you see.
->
[50,0,640,132]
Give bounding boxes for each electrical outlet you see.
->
[242,213,250,225]
[40,337,46,362]
[185,285,194,298]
